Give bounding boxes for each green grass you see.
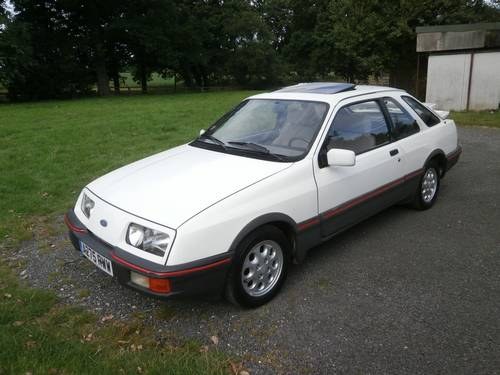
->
[0,90,258,373]
[0,91,257,243]
[0,264,230,374]
[451,110,500,128]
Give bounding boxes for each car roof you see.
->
[248,83,406,105]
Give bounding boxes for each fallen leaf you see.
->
[239,371,250,375]
[137,366,143,374]
[101,314,114,322]
[13,321,24,326]
[4,293,12,298]
[200,345,209,353]
[210,335,219,345]
[137,344,143,351]
[25,340,37,349]
[229,361,239,374]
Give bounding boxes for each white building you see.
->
[416,23,500,111]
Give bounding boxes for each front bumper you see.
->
[65,209,232,300]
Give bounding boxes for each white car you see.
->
[66,83,461,307]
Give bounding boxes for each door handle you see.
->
[390,149,399,156]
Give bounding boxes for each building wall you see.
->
[426,54,470,110]
[425,51,500,111]
[469,52,500,110]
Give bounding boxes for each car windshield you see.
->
[196,99,329,161]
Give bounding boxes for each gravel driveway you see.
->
[8,126,500,374]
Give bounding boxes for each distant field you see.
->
[451,110,500,128]
[119,72,177,88]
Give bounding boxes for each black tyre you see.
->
[412,160,441,210]
[225,225,290,308]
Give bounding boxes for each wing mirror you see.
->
[326,148,356,167]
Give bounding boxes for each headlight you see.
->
[81,193,95,218]
[126,223,170,257]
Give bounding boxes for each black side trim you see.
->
[446,145,462,171]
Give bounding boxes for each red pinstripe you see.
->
[297,168,424,231]
[110,252,231,278]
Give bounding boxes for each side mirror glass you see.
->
[199,129,206,136]
[326,148,356,167]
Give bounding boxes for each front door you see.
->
[313,98,406,237]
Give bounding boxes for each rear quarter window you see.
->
[402,96,441,127]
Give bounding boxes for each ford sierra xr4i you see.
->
[66,83,461,307]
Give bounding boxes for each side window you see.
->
[402,96,441,127]
[326,100,390,154]
[383,97,420,139]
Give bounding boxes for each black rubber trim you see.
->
[446,145,462,171]
[228,213,297,254]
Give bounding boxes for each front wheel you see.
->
[225,225,290,308]
[412,161,441,210]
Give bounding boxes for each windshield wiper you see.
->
[198,133,226,148]
[228,141,270,153]
[227,141,287,161]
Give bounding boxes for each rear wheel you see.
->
[412,161,441,210]
[226,225,290,308]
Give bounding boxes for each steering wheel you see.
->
[287,137,309,148]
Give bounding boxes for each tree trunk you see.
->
[112,72,120,94]
[95,42,110,96]
[140,63,148,93]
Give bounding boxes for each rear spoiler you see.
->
[423,102,450,120]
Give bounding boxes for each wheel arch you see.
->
[424,149,447,177]
[228,213,298,259]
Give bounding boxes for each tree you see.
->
[120,0,178,93]
[0,0,94,100]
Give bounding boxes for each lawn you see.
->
[451,110,500,128]
[0,90,257,374]
[0,91,257,243]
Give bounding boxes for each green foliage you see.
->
[0,0,499,99]
[0,0,95,100]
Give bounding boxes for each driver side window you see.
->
[326,100,391,155]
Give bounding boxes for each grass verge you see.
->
[0,263,230,374]
[451,110,500,128]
